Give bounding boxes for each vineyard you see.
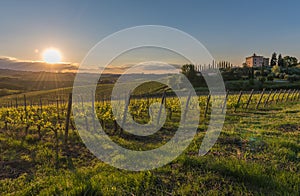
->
[0,89,299,195]
[1,88,299,135]
[2,0,300,195]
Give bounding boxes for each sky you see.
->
[1,0,300,71]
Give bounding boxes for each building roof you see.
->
[246,53,264,59]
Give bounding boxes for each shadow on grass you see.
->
[179,156,295,194]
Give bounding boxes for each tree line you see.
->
[270,52,298,67]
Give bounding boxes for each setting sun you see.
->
[42,48,62,64]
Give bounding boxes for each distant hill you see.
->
[0,68,169,100]
[0,57,78,72]
[0,78,167,106]
[0,68,120,97]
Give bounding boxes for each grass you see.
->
[0,101,299,195]
[225,79,300,91]
[0,81,168,107]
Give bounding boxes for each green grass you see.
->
[0,101,299,195]
[0,81,168,106]
[225,79,300,91]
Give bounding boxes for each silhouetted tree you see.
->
[283,56,298,67]
[181,64,197,78]
[270,52,277,66]
[278,54,284,67]
[181,64,206,87]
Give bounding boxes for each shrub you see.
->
[274,72,280,78]
[254,70,261,77]
[267,74,274,81]
[284,74,299,83]
[271,65,281,74]
[258,76,266,83]
[279,73,285,79]
[263,70,270,77]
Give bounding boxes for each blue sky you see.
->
[1,0,300,66]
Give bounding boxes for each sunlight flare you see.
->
[42,48,62,64]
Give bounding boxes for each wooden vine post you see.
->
[121,91,132,134]
[204,93,211,117]
[91,91,96,133]
[276,89,282,103]
[295,90,300,101]
[221,90,229,114]
[64,93,72,146]
[53,96,60,170]
[270,89,277,105]
[256,88,265,109]
[182,91,192,124]
[263,89,273,107]
[157,91,166,125]
[81,95,89,132]
[280,89,287,102]
[285,89,291,102]
[234,91,243,112]
[24,95,29,135]
[37,97,43,140]
[289,89,296,102]
[245,89,254,109]
[291,89,297,101]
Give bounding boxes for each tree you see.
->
[260,61,265,76]
[283,56,298,67]
[271,65,281,74]
[181,64,196,77]
[270,52,277,66]
[258,76,266,84]
[267,74,274,81]
[181,64,205,87]
[278,54,284,67]
[248,66,254,85]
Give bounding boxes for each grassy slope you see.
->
[0,101,299,195]
[0,69,119,97]
[0,69,76,91]
[225,79,300,91]
[0,81,167,106]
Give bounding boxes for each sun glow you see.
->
[42,48,62,64]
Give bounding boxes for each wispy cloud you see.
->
[0,56,78,73]
[0,57,182,74]
[101,62,181,74]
